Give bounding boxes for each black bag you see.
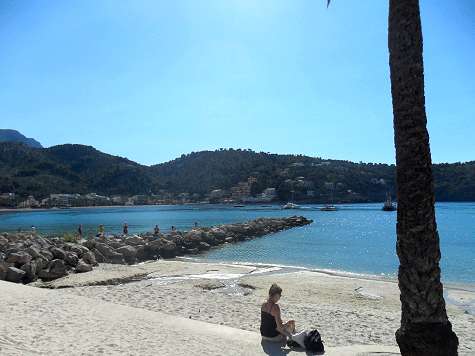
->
[304,329,324,353]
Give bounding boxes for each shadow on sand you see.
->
[260,340,324,356]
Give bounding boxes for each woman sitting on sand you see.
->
[260,283,296,342]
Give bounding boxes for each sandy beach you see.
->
[2,259,472,355]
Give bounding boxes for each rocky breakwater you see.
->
[0,216,312,284]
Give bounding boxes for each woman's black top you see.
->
[260,309,279,337]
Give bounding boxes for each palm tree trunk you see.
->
[388,0,458,355]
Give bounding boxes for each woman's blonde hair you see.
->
[269,283,282,297]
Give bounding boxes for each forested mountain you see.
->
[0,143,474,202]
[0,129,43,148]
[0,143,157,197]
[152,149,475,202]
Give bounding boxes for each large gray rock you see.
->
[50,247,66,260]
[34,256,49,271]
[95,243,116,258]
[5,233,19,243]
[26,246,42,259]
[83,239,96,251]
[6,266,26,283]
[64,252,79,267]
[75,260,93,273]
[159,242,177,259]
[148,239,163,251]
[208,228,227,244]
[40,249,54,261]
[0,262,7,280]
[81,251,98,266]
[116,246,137,264]
[201,232,220,246]
[198,242,211,251]
[38,259,67,281]
[136,245,157,262]
[64,243,89,258]
[184,230,203,247]
[34,237,51,249]
[109,241,124,249]
[92,248,106,263]
[21,260,38,283]
[108,252,125,264]
[5,252,32,266]
[0,236,8,251]
[124,236,145,246]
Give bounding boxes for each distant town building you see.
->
[229,177,257,202]
[209,189,225,201]
[18,195,40,209]
[261,188,277,201]
[177,192,190,203]
[128,195,148,205]
[83,193,110,206]
[48,193,81,207]
[0,192,15,200]
[0,193,16,208]
[111,195,126,205]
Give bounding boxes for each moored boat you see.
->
[320,204,337,211]
[283,202,300,209]
[382,192,396,211]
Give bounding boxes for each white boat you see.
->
[283,202,300,209]
[320,204,337,211]
[321,182,337,211]
[382,192,396,211]
[282,186,300,209]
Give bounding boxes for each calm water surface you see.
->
[0,203,473,284]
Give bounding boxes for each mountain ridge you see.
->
[0,129,43,148]
[0,142,474,202]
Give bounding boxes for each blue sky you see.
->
[0,0,473,165]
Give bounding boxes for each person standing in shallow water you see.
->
[260,283,296,342]
[77,224,83,240]
[123,222,128,236]
[98,224,104,238]
[154,225,160,236]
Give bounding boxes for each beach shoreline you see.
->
[29,259,474,355]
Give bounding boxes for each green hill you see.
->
[0,143,157,197]
[0,143,474,202]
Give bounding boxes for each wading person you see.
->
[98,224,104,238]
[154,224,160,236]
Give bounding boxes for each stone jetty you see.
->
[0,216,312,284]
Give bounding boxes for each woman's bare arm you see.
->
[271,305,292,337]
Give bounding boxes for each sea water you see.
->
[0,202,473,284]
